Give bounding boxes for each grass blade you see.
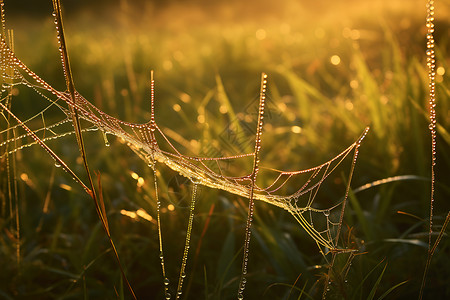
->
[376,280,408,300]
[367,262,387,300]
[51,1,136,298]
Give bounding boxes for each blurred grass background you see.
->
[1,0,449,299]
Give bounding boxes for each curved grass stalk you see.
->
[51,1,137,298]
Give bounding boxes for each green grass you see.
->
[1,0,449,299]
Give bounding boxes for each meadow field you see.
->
[0,0,449,299]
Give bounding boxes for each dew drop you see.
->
[164,278,170,285]
[102,131,110,147]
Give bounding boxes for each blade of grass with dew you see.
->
[237,73,267,299]
[420,0,439,298]
[51,1,136,298]
[176,182,199,299]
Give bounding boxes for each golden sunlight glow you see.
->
[167,204,175,211]
[136,208,153,221]
[121,209,154,222]
[173,104,181,112]
[315,28,325,39]
[120,209,137,219]
[279,23,290,35]
[20,173,29,181]
[131,172,139,180]
[197,115,205,123]
[350,80,359,89]
[59,184,72,191]
[342,27,361,40]
[330,55,341,65]
[277,102,287,112]
[219,105,228,114]
[137,177,145,187]
[179,93,191,103]
[436,66,445,83]
[190,139,199,149]
[291,125,302,133]
[345,100,354,111]
[255,29,266,40]
[163,60,173,70]
[380,95,389,105]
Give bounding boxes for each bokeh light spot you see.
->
[256,29,266,40]
[173,104,181,112]
[315,27,325,39]
[330,55,341,65]
[137,177,145,187]
[350,80,359,89]
[136,209,153,221]
[219,105,228,114]
[291,126,302,133]
[197,114,205,123]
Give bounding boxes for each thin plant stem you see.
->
[176,183,198,299]
[51,1,136,298]
[419,0,438,298]
[237,73,267,299]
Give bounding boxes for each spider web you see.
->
[0,4,369,298]
[1,36,368,248]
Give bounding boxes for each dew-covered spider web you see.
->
[0,2,369,299]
